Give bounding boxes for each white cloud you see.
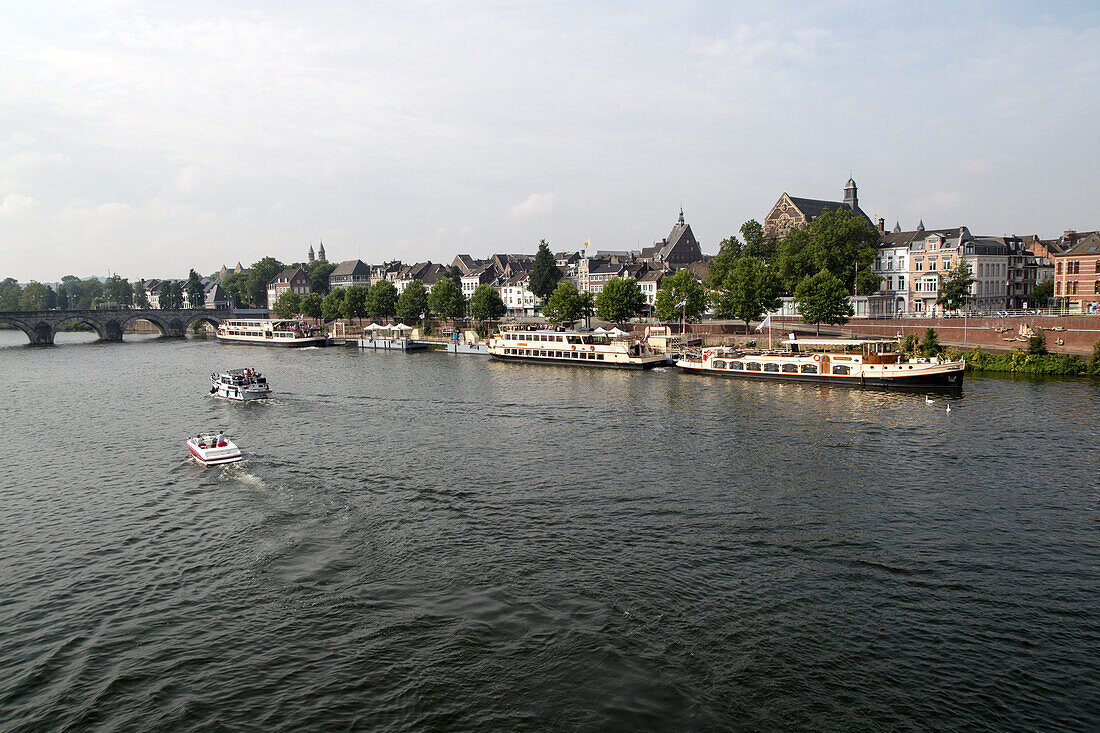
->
[0,194,40,219]
[508,193,556,219]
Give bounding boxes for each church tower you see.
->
[318,240,327,262]
[843,176,858,212]
[308,243,315,263]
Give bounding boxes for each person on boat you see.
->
[216,430,227,446]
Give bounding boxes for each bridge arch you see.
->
[54,315,111,341]
[119,312,170,337]
[0,318,37,344]
[184,313,221,334]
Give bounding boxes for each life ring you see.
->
[812,354,821,362]
[571,345,575,350]
[590,346,595,351]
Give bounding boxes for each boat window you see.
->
[729,361,743,370]
[745,362,761,371]
[801,364,817,374]
[763,363,779,372]
[832,365,850,375]
[713,360,726,369]
[568,336,582,344]
[782,364,799,373]
[597,354,604,360]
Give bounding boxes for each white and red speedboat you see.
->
[187,433,243,465]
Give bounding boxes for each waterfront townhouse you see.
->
[460,264,496,300]
[869,226,910,316]
[498,271,540,316]
[993,235,1053,309]
[394,262,446,294]
[329,260,371,290]
[637,270,663,313]
[962,239,1011,313]
[266,265,311,306]
[370,261,404,286]
[1052,231,1100,313]
[907,227,969,315]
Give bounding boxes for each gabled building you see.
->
[395,262,447,293]
[1052,232,1100,312]
[639,209,704,265]
[266,265,311,306]
[202,279,230,309]
[460,264,496,299]
[764,177,874,240]
[329,259,372,290]
[498,271,541,316]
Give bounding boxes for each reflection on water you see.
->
[0,330,1097,731]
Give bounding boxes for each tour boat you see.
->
[187,434,243,465]
[485,325,666,369]
[676,337,965,387]
[216,318,328,347]
[210,368,271,400]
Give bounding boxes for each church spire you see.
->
[318,240,326,261]
[917,219,925,232]
[308,242,315,262]
[893,221,901,233]
[843,175,858,212]
[677,207,685,226]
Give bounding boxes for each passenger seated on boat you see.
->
[216,431,227,447]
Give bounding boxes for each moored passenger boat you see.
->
[210,368,271,400]
[676,337,964,387]
[485,325,666,369]
[216,319,327,347]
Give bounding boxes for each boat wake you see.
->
[221,463,266,489]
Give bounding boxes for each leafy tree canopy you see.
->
[397,280,429,322]
[220,272,247,308]
[855,267,883,297]
[937,257,977,311]
[528,239,562,300]
[428,277,466,319]
[705,235,743,290]
[307,260,337,297]
[741,219,777,262]
[343,285,369,324]
[367,279,399,319]
[654,269,707,323]
[711,256,782,330]
[158,280,184,310]
[272,290,301,319]
[321,288,346,321]
[794,269,853,334]
[470,283,506,322]
[19,281,54,311]
[300,292,323,321]
[542,281,583,325]
[0,277,22,311]
[1031,279,1054,307]
[133,282,150,309]
[246,257,285,307]
[595,277,645,327]
[776,208,878,294]
[186,269,205,309]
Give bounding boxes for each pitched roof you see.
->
[1058,231,1100,256]
[788,196,871,223]
[330,259,371,277]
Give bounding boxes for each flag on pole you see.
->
[675,298,687,309]
[584,240,589,249]
[755,313,772,332]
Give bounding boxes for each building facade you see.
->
[1052,232,1100,313]
[266,266,312,306]
[764,177,874,240]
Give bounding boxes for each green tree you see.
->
[104,274,133,307]
[272,290,301,319]
[447,266,463,287]
[321,288,346,321]
[220,272,247,308]
[367,279,398,320]
[300,292,323,322]
[542,281,583,325]
[712,256,782,332]
[654,269,707,325]
[794,269,853,335]
[159,280,184,309]
[470,283,506,322]
[428,277,466,319]
[19,281,52,311]
[595,277,645,327]
[705,235,744,290]
[579,291,595,329]
[56,284,69,310]
[776,208,879,293]
[919,327,942,357]
[65,278,102,309]
[343,284,369,326]
[741,219,778,262]
[397,280,429,322]
[307,260,337,297]
[246,257,285,307]
[134,282,151,308]
[528,239,561,300]
[1027,331,1048,355]
[185,269,205,309]
[855,267,883,296]
[1031,279,1054,307]
[0,278,22,311]
[937,257,976,312]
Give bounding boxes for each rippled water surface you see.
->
[1,330,1098,731]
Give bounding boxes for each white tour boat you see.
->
[676,337,965,388]
[216,318,328,347]
[485,325,666,369]
[186,433,243,465]
[210,368,271,400]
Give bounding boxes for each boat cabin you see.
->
[783,338,902,364]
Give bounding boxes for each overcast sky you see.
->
[2,1,1097,281]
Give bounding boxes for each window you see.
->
[1094,281,1099,295]
[930,260,937,271]
[915,260,923,271]
[832,365,850,375]
[782,364,799,373]
[1056,282,1061,295]
[713,360,726,369]
[763,363,779,372]
[745,362,761,371]
[801,364,818,374]
[1056,261,1062,274]
[729,361,743,370]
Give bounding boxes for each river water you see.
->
[0,330,1097,731]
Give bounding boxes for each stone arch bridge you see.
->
[0,309,225,345]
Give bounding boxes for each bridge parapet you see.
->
[0,309,224,345]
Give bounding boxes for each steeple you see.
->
[318,240,326,261]
[677,207,685,226]
[916,219,925,232]
[843,176,858,212]
[308,243,315,262]
[893,221,901,233]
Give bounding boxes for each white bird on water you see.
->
[925,396,935,404]
[946,403,952,414]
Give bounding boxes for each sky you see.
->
[1,0,1098,281]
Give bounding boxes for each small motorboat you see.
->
[187,433,243,465]
[211,368,271,400]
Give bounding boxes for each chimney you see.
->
[878,217,885,234]
[1064,229,1077,246]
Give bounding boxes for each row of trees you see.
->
[274,273,507,325]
